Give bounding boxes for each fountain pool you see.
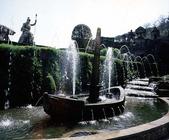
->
[0,97,167,139]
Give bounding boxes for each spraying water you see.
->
[147,54,159,76]
[5,51,12,109]
[102,47,113,93]
[66,41,79,96]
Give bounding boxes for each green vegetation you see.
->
[100,48,107,56]
[0,43,137,108]
[43,73,56,94]
[0,44,62,108]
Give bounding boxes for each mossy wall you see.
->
[0,44,133,109]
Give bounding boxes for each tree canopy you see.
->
[71,24,92,40]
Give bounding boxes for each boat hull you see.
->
[43,87,125,122]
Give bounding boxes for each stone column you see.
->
[88,28,101,103]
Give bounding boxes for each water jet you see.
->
[43,28,125,122]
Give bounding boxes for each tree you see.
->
[155,15,169,37]
[71,24,92,49]
[135,26,146,39]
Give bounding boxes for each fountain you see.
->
[59,41,80,96]
[134,56,146,78]
[118,45,136,81]
[0,97,168,139]
[122,53,133,80]
[142,56,153,77]
[111,45,159,98]
[85,37,93,53]
[147,54,159,76]
[66,41,79,96]
[124,54,159,98]
[119,45,130,55]
[118,47,157,80]
[102,47,113,93]
[4,51,12,110]
[43,28,125,122]
[96,43,159,98]
[1,29,169,140]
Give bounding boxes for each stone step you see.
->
[125,88,157,98]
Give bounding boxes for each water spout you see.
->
[120,45,130,54]
[5,51,12,109]
[63,41,79,96]
[91,109,94,120]
[118,106,122,114]
[102,108,109,122]
[102,47,113,93]
[142,56,153,77]
[111,107,115,116]
[147,54,159,76]
[85,37,93,53]
[89,109,96,124]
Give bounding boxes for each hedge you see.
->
[0,45,10,109]
[0,44,138,109]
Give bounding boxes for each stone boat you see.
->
[43,86,125,122]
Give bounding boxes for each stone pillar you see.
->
[88,28,101,103]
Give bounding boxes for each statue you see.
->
[135,26,146,39]
[127,30,135,42]
[151,27,160,40]
[18,14,37,45]
[0,24,15,42]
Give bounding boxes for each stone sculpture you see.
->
[18,15,37,45]
[0,24,15,41]
[151,27,160,40]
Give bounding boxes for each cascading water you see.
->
[102,47,113,93]
[120,45,130,54]
[63,41,79,96]
[108,48,113,93]
[147,54,159,76]
[5,51,12,109]
[85,38,93,53]
[129,54,136,78]
[134,56,146,78]
[123,53,136,80]
[128,55,135,79]
[142,56,153,77]
[119,45,135,80]
[123,53,130,80]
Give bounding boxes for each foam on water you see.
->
[0,119,13,127]
[26,105,33,109]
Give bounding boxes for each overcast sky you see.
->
[0,0,169,48]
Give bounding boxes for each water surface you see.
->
[0,97,168,139]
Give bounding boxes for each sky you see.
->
[0,0,169,48]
